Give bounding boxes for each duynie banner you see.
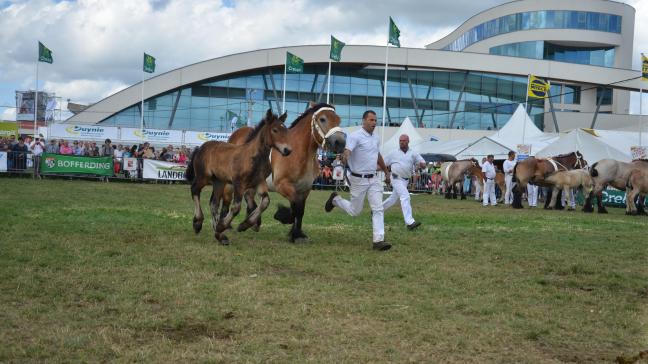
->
[40,153,113,176]
[143,159,186,180]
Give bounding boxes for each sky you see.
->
[0,0,646,122]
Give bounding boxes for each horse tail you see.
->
[590,162,599,177]
[512,163,518,183]
[185,147,200,182]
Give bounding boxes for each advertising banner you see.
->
[121,128,183,144]
[123,157,138,172]
[184,131,231,145]
[517,144,531,161]
[0,152,7,172]
[49,124,119,141]
[577,187,648,208]
[16,91,50,122]
[40,153,113,176]
[0,121,18,137]
[143,159,186,180]
[631,146,647,160]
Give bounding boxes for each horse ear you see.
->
[279,112,288,123]
[265,109,273,123]
[308,101,316,109]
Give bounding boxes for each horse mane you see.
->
[244,114,275,143]
[633,159,648,163]
[553,151,577,158]
[289,103,334,129]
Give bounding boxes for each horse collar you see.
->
[311,107,342,148]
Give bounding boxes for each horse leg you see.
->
[220,183,233,220]
[288,198,309,243]
[444,182,451,199]
[245,189,262,231]
[596,190,608,214]
[238,184,269,232]
[554,189,564,210]
[191,180,206,234]
[460,181,466,200]
[512,182,523,209]
[209,180,230,245]
[452,182,458,199]
[543,187,553,209]
[583,190,594,213]
[626,187,637,215]
[636,194,646,216]
[218,183,243,234]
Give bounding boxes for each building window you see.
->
[444,10,622,52]
[563,85,581,105]
[490,41,616,67]
[597,87,613,105]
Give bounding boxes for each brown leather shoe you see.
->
[325,192,338,212]
[372,241,392,251]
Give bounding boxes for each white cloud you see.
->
[0,0,644,115]
[1,107,16,121]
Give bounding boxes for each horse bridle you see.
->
[311,107,343,149]
[573,152,585,169]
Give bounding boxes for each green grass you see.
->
[1,177,647,363]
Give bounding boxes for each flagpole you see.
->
[523,74,530,145]
[34,59,39,138]
[640,87,643,147]
[282,61,287,114]
[140,66,145,142]
[326,59,332,104]
[381,43,390,149]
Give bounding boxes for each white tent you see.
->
[380,117,425,154]
[490,104,558,154]
[589,129,645,157]
[536,128,631,163]
[416,137,475,156]
[454,136,513,160]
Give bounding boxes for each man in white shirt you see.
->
[29,136,45,179]
[503,151,517,205]
[481,154,497,206]
[382,134,426,230]
[325,110,392,251]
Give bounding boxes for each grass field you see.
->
[1,177,648,363]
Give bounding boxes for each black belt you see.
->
[350,171,374,178]
[392,173,409,181]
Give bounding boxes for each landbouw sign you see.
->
[143,159,186,180]
[40,153,113,176]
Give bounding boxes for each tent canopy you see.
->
[490,104,558,154]
[454,136,512,160]
[380,117,425,154]
[536,128,631,164]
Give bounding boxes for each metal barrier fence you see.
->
[0,152,437,194]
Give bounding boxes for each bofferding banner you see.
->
[0,152,7,172]
[40,153,113,176]
[184,131,231,145]
[121,128,183,144]
[143,159,186,180]
[50,124,119,141]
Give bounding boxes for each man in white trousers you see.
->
[325,110,392,251]
[482,154,497,206]
[503,151,516,205]
[527,183,539,207]
[382,134,426,230]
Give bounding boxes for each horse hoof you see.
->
[217,234,230,245]
[568,208,575,211]
[252,223,261,232]
[237,222,250,232]
[544,207,552,210]
[582,207,593,213]
[598,209,608,214]
[193,223,203,234]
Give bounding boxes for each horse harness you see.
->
[311,107,343,149]
[546,152,585,174]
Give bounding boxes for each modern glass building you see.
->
[68,0,641,134]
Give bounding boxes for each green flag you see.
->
[388,17,400,47]
[143,53,156,73]
[38,41,53,63]
[286,52,304,74]
[330,35,345,62]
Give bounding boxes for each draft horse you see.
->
[440,159,478,199]
[511,151,587,209]
[583,159,648,214]
[226,102,346,242]
[544,169,594,211]
[185,109,291,244]
[468,165,506,203]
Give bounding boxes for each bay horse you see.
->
[511,151,587,209]
[544,169,594,211]
[440,159,478,199]
[185,109,291,244]
[468,166,505,203]
[583,159,648,214]
[226,102,346,242]
[626,166,648,215]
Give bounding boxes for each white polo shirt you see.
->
[345,128,379,175]
[482,161,496,179]
[385,148,424,179]
[503,159,516,175]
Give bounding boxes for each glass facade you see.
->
[444,10,622,52]
[490,41,616,67]
[98,64,546,132]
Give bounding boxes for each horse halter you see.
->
[311,107,343,148]
[573,152,585,169]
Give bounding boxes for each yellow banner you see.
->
[527,75,550,99]
[642,54,648,81]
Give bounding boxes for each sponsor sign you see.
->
[577,187,648,208]
[517,144,531,161]
[631,146,647,160]
[0,151,7,172]
[40,153,113,176]
[0,121,18,137]
[184,131,231,145]
[333,166,344,181]
[143,159,186,180]
[121,128,183,144]
[123,157,138,172]
[527,75,549,99]
[50,124,119,141]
